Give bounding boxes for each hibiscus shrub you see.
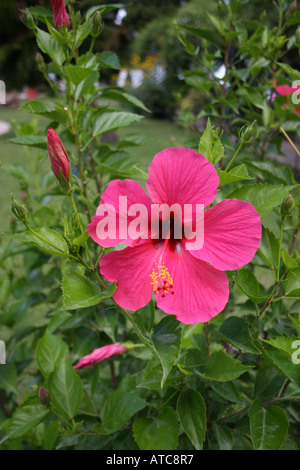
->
[0,0,300,451]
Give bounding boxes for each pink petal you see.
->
[155,247,229,324]
[146,147,219,208]
[87,179,152,248]
[187,199,261,271]
[74,343,126,369]
[100,242,161,311]
[275,84,295,96]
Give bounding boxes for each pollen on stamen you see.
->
[149,261,175,297]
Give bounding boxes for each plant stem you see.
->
[225,143,243,172]
[277,217,284,282]
[280,126,300,157]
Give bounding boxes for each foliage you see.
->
[0,0,300,451]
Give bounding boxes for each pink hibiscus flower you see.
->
[274,82,300,115]
[50,0,69,29]
[74,343,126,369]
[87,147,262,324]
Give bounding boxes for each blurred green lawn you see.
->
[0,105,197,226]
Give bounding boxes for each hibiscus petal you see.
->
[275,84,298,96]
[155,247,229,324]
[146,147,219,208]
[100,242,161,311]
[188,199,261,271]
[87,179,152,247]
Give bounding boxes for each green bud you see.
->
[238,120,259,144]
[39,387,51,407]
[295,26,300,48]
[36,52,46,74]
[11,194,29,222]
[91,11,104,38]
[57,167,74,194]
[280,195,294,218]
[21,10,37,30]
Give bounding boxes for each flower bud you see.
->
[21,10,37,30]
[39,387,51,406]
[91,11,104,38]
[238,120,259,144]
[50,0,69,29]
[11,194,29,222]
[295,26,300,48]
[36,53,47,74]
[280,195,294,218]
[47,128,70,180]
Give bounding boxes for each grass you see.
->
[0,105,198,226]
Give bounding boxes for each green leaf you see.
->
[177,389,206,449]
[196,351,253,382]
[64,66,98,86]
[0,277,11,304]
[86,4,123,19]
[259,337,300,388]
[0,397,49,443]
[133,407,178,450]
[276,62,300,80]
[249,400,289,450]
[100,392,148,435]
[179,24,217,43]
[259,227,279,269]
[213,424,234,450]
[8,135,47,150]
[0,364,17,395]
[227,184,297,217]
[36,27,65,66]
[21,100,67,125]
[150,316,182,387]
[199,118,224,165]
[101,87,150,112]
[211,381,245,404]
[98,51,121,69]
[254,366,285,402]
[93,111,143,136]
[235,269,268,304]
[217,316,259,353]
[62,272,116,310]
[285,268,300,296]
[36,333,68,378]
[282,249,298,271]
[15,228,69,257]
[47,355,83,419]
[217,164,252,186]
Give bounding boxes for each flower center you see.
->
[149,261,174,297]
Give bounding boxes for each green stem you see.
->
[277,218,284,282]
[225,143,243,172]
[69,193,93,268]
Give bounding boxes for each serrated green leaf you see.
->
[227,184,297,217]
[47,355,83,419]
[15,228,69,257]
[249,400,289,450]
[177,389,206,449]
[196,351,253,382]
[199,118,224,165]
[217,164,252,186]
[93,111,143,136]
[217,316,259,353]
[133,407,178,450]
[36,27,65,66]
[100,392,148,435]
[235,269,268,304]
[62,272,116,310]
[36,333,68,378]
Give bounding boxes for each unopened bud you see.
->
[36,52,47,74]
[238,120,259,144]
[91,11,104,38]
[295,26,300,48]
[281,195,294,217]
[11,194,29,222]
[47,128,73,193]
[22,10,37,30]
[39,387,51,406]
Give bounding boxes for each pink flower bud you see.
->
[74,343,126,370]
[47,128,70,181]
[50,0,69,29]
[39,387,51,406]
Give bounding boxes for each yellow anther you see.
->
[149,261,174,297]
